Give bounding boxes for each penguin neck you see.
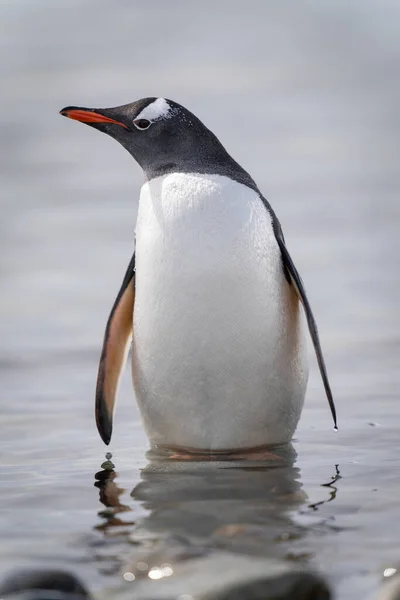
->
[142,156,259,192]
[141,142,259,193]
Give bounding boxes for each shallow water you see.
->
[1,1,400,599]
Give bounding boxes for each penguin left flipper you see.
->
[95,252,136,444]
[271,212,338,429]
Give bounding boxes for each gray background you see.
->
[1,2,399,599]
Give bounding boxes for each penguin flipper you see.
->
[273,220,338,429]
[95,252,135,444]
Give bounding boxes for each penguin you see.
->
[60,97,337,452]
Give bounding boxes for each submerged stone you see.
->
[0,570,91,600]
[200,570,331,600]
[115,552,330,600]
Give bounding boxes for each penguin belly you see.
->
[132,173,309,451]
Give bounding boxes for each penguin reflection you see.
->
[94,464,135,533]
[129,445,309,560]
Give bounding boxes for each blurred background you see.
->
[0,1,399,600]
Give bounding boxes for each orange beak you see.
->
[60,107,129,130]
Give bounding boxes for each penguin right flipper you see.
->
[95,252,135,444]
[265,200,338,430]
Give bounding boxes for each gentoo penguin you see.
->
[60,97,337,452]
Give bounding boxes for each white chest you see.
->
[131,173,308,451]
[135,172,280,284]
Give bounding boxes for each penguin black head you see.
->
[60,97,254,185]
[61,97,226,179]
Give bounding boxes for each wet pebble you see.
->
[100,452,115,471]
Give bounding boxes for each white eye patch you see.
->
[135,98,172,122]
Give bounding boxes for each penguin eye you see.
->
[133,118,152,131]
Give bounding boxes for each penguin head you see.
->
[60,97,225,178]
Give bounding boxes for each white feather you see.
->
[132,173,308,451]
[135,98,172,122]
